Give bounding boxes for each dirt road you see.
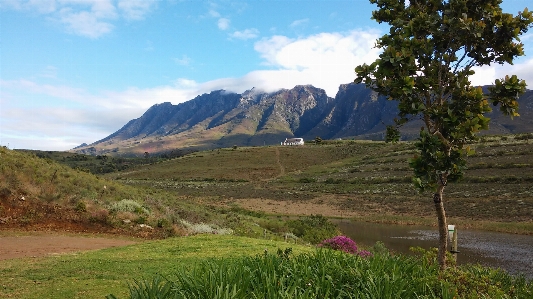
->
[0,233,136,260]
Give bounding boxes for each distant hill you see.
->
[74,83,533,156]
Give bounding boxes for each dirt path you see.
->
[0,233,137,260]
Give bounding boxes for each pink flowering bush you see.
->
[318,236,373,258]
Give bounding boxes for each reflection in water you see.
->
[335,220,533,279]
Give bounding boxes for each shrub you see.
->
[74,201,87,212]
[319,235,373,258]
[287,214,339,244]
[319,235,358,254]
[109,199,149,215]
[298,177,316,183]
[180,220,234,235]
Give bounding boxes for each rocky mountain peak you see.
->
[73,84,533,156]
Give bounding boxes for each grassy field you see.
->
[0,235,313,299]
[105,136,533,234]
[2,234,531,299]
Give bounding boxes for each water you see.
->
[335,220,533,279]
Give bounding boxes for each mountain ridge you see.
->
[74,83,533,156]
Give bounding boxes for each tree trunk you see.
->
[433,184,448,271]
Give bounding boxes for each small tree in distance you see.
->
[355,0,532,270]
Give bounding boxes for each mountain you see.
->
[74,84,533,156]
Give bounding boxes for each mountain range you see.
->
[74,83,533,156]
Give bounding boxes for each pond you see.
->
[334,220,533,279]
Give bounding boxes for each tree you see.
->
[355,0,532,270]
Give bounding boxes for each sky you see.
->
[1,0,532,151]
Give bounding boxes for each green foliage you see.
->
[74,201,87,212]
[410,246,533,298]
[287,215,340,244]
[298,177,317,183]
[19,149,177,175]
[111,246,533,299]
[385,125,400,143]
[409,130,466,191]
[355,0,532,185]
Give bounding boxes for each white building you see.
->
[282,138,304,146]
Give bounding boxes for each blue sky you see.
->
[1,0,532,151]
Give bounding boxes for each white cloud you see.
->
[1,0,56,13]
[55,0,117,38]
[118,0,156,20]
[230,28,259,40]
[253,30,382,95]
[174,78,198,89]
[0,78,202,150]
[173,55,192,66]
[1,0,154,38]
[58,8,115,38]
[217,17,230,30]
[290,18,309,28]
[470,58,533,88]
[208,8,220,18]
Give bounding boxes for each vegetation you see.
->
[0,235,313,299]
[355,0,533,269]
[6,136,532,238]
[2,146,349,242]
[104,237,532,299]
[318,235,372,257]
[2,233,531,298]
[16,149,186,175]
[0,147,266,238]
[287,215,340,244]
[2,137,533,297]
[105,138,533,235]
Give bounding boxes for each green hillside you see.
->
[0,147,260,238]
[107,135,533,234]
[4,133,532,236]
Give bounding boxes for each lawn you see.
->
[0,235,313,299]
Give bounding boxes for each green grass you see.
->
[108,240,533,299]
[0,235,314,299]
[3,235,531,299]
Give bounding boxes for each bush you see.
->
[318,235,373,257]
[180,220,234,235]
[287,215,339,244]
[109,199,149,215]
[74,201,87,212]
[319,235,358,254]
[298,177,316,183]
